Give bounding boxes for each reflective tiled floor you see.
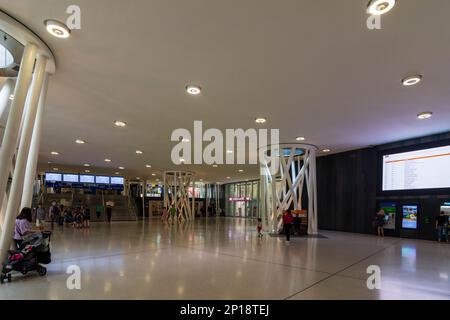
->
[0,218,449,300]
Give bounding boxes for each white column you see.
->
[21,74,49,208]
[0,53,46,262]
[191,176,195,220]
[0,43,37,220]
[0,78,15,123]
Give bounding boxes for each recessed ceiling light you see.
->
[296,137,306,141]
[212,165,218,168]
[53,168,59,171]
[136,177,141,180]
[156,179,160,182]
[115,172,120,175]
[238,169,244,173]
[85,170,91,173]
[146,165,152,168]
[151,173,156,176]
[417,112,433,120]
[83,164,90,167]
[186,85,201,95]
[44,19,71,38]
[118,166,125,170]
[367,0,396,16]
[199,179,203,182]
[226,177,231,180]
[136,150,144,155]
[75,139,86,144]
[105,159,112,162]
[51,151,59,155]
[255,117,267,124]
[47,161,52,164]
[322,149,331,153]
[114,120,127,127]
[9,94,14,100]
[226,150,233,154]
[402,75,422,86]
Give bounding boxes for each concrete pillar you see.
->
[0,43,37,223]
[0,53,46,262]
[21,73,49,209]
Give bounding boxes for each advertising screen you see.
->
[110,177,124,185]
[95,176,110,184]
[63,174,79,183]
[79,175,95,184]
[402,205,418,230]
[379,202,396,230]
[45,172,62,182]
[382,145,450,191]
[440,202,450,215]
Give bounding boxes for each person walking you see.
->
[161,206,169,222]
[375,210,386,237]
[283,209,294,244]
[35,203,46,228]
[436,211,449,243]
[49,201,60,230]
[106,204,112,223]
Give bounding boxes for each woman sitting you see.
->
[13,208,38,249]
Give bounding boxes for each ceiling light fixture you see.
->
[186,85,202,95]
[105,159,112,162]
[226,150,233,154]
[212,165,218,168]
[296,137,306,141]
[51,151,59,155]
[226,177,231,180]
[53,168,59,171]
[44,19,71,38]
[367,0,396,16]
[322,149,331,153]
[255,117,267,124]
[118,167,125,170]
[238,169,244,173]
[151,174,156,176]
[75,139,86,144]
[136,150,144,155]
[114,120,127,128]
[402,75,422,86]
[85,170,90,173]
[83,164,90,167]
[115,172,120,175]
[417,112,433,120]
[146,165,152,168]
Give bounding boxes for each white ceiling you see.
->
[1,0,450,183]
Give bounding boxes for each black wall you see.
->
[317,131,450,240]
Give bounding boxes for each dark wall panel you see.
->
[317,131,450,240]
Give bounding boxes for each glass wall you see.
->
[224,180,259,218]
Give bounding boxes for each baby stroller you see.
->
[0,231,52,284]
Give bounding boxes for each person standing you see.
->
[436,211,449,243]
[282,209,294,244]
[95,204,102,219]
[35,203,46,228]
[257,218,263,238]
[82,204,91,228]
[161,206,169,222]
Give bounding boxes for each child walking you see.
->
[257,218,263,238]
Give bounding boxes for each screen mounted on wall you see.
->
[402,205,418,230]
[382,145,450,191]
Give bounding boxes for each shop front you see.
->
[223,181,259,218]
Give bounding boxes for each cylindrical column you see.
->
[191,176,195,220]
[0,78,15,123]
[0,43,37,217]
[0,53,46,262]
[21,73,49,209]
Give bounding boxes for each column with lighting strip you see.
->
[0,53,47,261]
[21,73,50,208]
[0,43,37,223]
[0,78,15,122]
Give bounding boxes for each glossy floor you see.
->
[0,218,449,300]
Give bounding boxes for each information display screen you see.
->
[79,175,95,184]
[45,172,62,182]
[110,177,124,185]
[95,176,110,184]
[440,202,450,215]
[402,205,418,230]
[379,202,396,230]
[63,174,79,183]
[382,145,450,191]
